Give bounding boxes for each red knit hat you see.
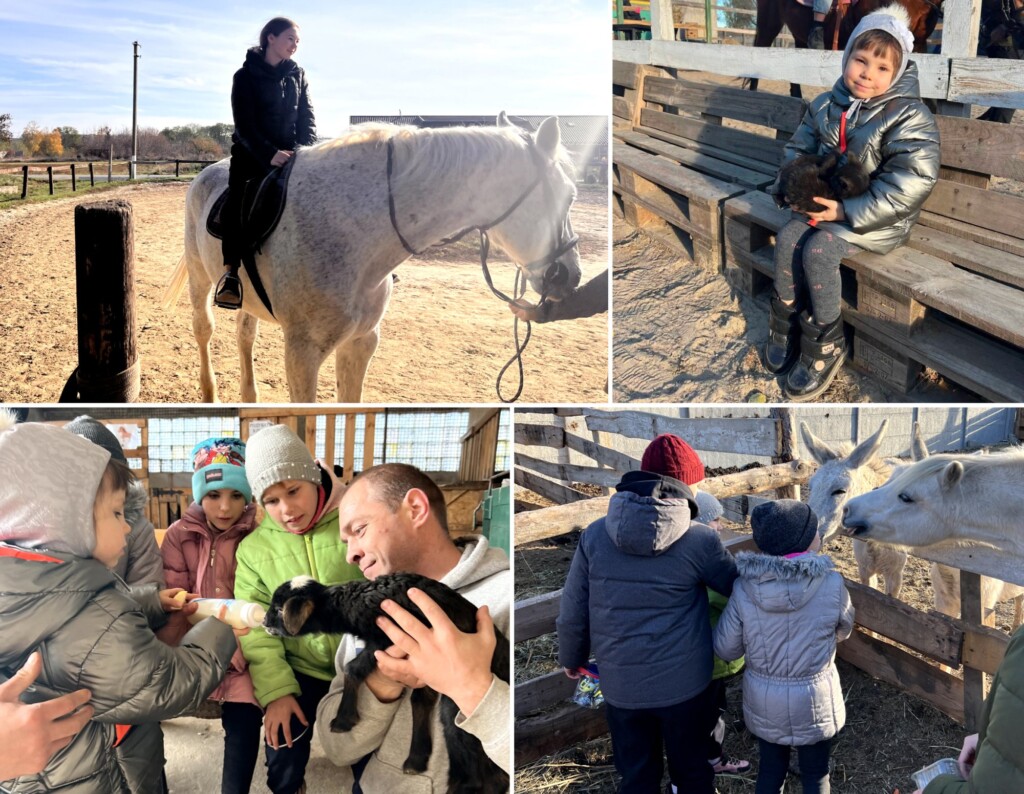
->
[641,434,705,485]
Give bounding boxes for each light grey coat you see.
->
[772,61,940,254]
[713,552,855,746]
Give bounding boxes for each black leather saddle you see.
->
[207,153,297,253]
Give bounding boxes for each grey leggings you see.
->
[773,220,861,325]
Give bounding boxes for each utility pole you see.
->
[131,41,141,180]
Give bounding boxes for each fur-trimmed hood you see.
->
[734,551,835,612]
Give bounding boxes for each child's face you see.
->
[262,479,319,532]
[808,532,822,553]
[266,27,299,62]
[201,489,248,531]
[843,47,897,99]
[92,480,130,568]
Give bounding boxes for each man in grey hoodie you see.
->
[317,463,510,791]
[558,469,739,794]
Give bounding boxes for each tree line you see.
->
[0,115,233,161]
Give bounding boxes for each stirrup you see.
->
[214,271,243,310]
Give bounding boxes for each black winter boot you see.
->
[784,312,847,401]
[763,295,801,375]
[214,266,243,310]
[807,21,825,49]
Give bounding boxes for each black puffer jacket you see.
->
[231,47,317,167]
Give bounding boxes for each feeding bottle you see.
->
[186,598,266,629]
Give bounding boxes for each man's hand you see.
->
[805,197,846,223]
[263,694,307,750]
[375,589,498,718]
[0,652,94,779]
[508,299,542,323]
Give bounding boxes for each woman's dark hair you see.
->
[259,17,299,52]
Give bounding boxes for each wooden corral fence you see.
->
[460,409,503,483]
[0,159,215,199]
[514,410,1021,763]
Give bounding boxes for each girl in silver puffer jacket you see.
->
[764,5,940,402]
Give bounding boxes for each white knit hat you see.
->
[244,424,320,503]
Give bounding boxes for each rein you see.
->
[385,132,579,402]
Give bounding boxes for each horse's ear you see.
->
[848,420,887,470]
[910,422,929,462]
[535,117,561,161]
[496,111,510,127]
[800,421,840,464]
[941,460,964,491]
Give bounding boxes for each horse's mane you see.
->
[885,446,1024,490]
[314,121,575,183]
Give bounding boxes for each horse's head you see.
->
[488,113,582,304]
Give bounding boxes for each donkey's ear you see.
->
[535,117,561,161]
[910,422,929,462]
[848,420,887,470]
[800,421,840,464]
[496,111,510,127]
[282,597,315,635]
[941,460,964,491]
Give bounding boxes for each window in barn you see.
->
[147,416,241,473]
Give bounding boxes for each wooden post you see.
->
[175,160,181,178]
[650,0,674,42]
[772,407,799,500]
[108,145,113,183]
[47,166,54,195]
[961,570,988,731]
[939,0,982,117]
[58,200,141,402]
[88,162,95,187]
[70,163,76,192]
[21,165,28,199]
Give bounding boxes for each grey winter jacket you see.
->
[558,471,739,709]
[772,61,940,254]
[0,545,236,793]
[113,479,165,589]
[714,552,855,746]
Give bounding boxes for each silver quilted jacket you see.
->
[713,552,855,746]
[775,61,941,254]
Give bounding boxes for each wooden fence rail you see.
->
[3,159,216,199]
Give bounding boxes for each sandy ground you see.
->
[0,182,608,404]
[612,73,1021,404]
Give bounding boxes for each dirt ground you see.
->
[514,485,1019,794]
[612,73,1021,404]
[0,182,608,404]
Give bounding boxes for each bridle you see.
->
[386,130,579,402]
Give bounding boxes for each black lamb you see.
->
[264,571,510,794]
[775,150,871,214]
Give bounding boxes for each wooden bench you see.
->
[723,115,1024,400]
[612,64,807,270]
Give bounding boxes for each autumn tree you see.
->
[38,128,64,158]
[20,121,44,157]
[0,114,11,146]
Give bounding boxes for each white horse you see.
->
[843,443,1024,628]
[802,419,909,598]
[163,113,581,403]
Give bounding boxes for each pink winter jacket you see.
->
[158,502,259,706]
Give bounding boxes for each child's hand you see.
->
[805,197,846,223]
[564,667,581,679]
[264,694,307,750]
[958,733,979,779]
[159,588,197,614]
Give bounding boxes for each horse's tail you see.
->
[161,253,189,309]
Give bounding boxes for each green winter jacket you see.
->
[234,509,363,707]
[709,588,744,680]
[925,624,1024,794]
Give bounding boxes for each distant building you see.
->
[349,114,607,184]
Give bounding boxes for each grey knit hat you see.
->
[695,490,724,525]
[244,424,320,503]
[65,416,127,463]
[751,499,819,556]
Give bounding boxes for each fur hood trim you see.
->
[735,551,835,580]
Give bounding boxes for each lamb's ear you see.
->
[283,597,315,635]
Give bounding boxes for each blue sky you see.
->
[1,1,609,137]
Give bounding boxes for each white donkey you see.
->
[164,114,581,403]
[843,443,1024,628]
[802,419,908,597]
